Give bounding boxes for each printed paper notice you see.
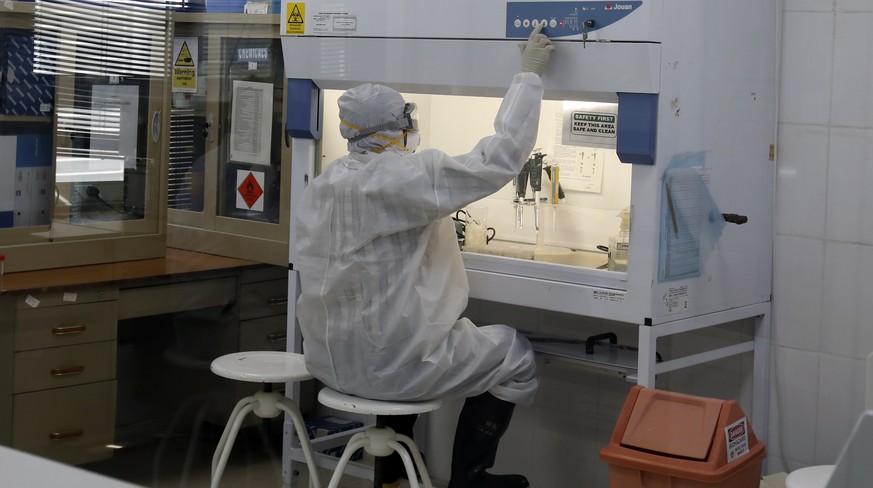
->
[91,85,139,170]
[230,80,272,166]
[0,136,16,215]
[593,290,625,303]
[725,417,750,462]
[312,10,357,34]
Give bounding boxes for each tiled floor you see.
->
[80,423,378,488]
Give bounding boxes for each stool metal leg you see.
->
[212,396,254,476]
[327,433,371,488]
[394,434,433,488]
[211,400,256,488]
[276,396,322,488]
[386,439,420,488]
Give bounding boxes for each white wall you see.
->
[770,0,873,473]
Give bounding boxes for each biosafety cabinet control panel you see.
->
[506,1,644,38]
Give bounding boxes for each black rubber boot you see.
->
[375,413,418,487]
[448,392,529,488]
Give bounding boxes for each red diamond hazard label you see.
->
[238,172,264,209]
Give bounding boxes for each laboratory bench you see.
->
[0,247,292,466]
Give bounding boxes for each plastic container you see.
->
[599,385,766,488]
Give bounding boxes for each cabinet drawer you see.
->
[14,286,118,310]
[14,341,116,393]
[240,315,287,352]
[240,278,288,320]
[13,381,116,465]
[15,301,118,351]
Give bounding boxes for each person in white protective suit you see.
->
[294,24,555,488]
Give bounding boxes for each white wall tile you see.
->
[785,0,833,12]
[831,13,873,128]
[815,354,867,464]
[776,124,829,238]
[837,0,873,12]
[770,346,820,466]
[821,242,873,359]
[825,128,873,243]
[774,235,824,350]
[779,12,834,125]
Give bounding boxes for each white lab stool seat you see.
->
[317,388,442,488]
[785,465,834,488]
[209,351,321,488]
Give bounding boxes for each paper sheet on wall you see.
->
[91,85,139,170]
[0,136,16,213]
[230,80,272,166]
[548,111,604,193]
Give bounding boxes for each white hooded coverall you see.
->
[295,72,543,406]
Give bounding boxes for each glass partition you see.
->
[0,0,171,272]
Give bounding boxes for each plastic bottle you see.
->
[608,208,630,272]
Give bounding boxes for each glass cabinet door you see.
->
[167,16,290,266]
[0,0,171,273]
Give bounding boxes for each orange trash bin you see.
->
[599,385,766,488]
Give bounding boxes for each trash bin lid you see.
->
[620,388,724,461]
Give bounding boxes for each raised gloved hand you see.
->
[519,22,555,77]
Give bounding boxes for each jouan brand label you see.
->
[725,417,750,462]
[606,3,635,10]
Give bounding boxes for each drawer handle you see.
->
[50,366,85,376]
[267,332,287,343]
[267,297,288,306]
[51,325,87,336]
[49,430,84,441]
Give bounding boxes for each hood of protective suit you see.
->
[338,83,418,154]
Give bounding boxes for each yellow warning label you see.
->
[286,2,305,35]
[175,41,195,67]
[173,39,197,92]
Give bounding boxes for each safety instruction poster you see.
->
[550,111,604,193]
[230,80,272,166]
[172,37,198,93]
[561,101,618,150]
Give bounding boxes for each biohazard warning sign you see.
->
[237,170,265,212]
[172,38,198,93]
[286,3,305,35]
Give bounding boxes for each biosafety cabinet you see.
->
[281,0,776,482]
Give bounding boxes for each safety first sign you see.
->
[172,38,198,93]
[286,2,305,35]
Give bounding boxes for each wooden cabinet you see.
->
[0,250,294,466]
[9,286,119,465]
[238,266,288,352]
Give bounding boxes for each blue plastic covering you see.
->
[616,92,657,165]
[286,79,321,140]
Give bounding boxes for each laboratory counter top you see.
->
[0,445,142,488]
[0,248,263,293]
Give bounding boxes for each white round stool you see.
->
[317,388,442,488]
[785,465,835,488]
[210,351,321,488]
